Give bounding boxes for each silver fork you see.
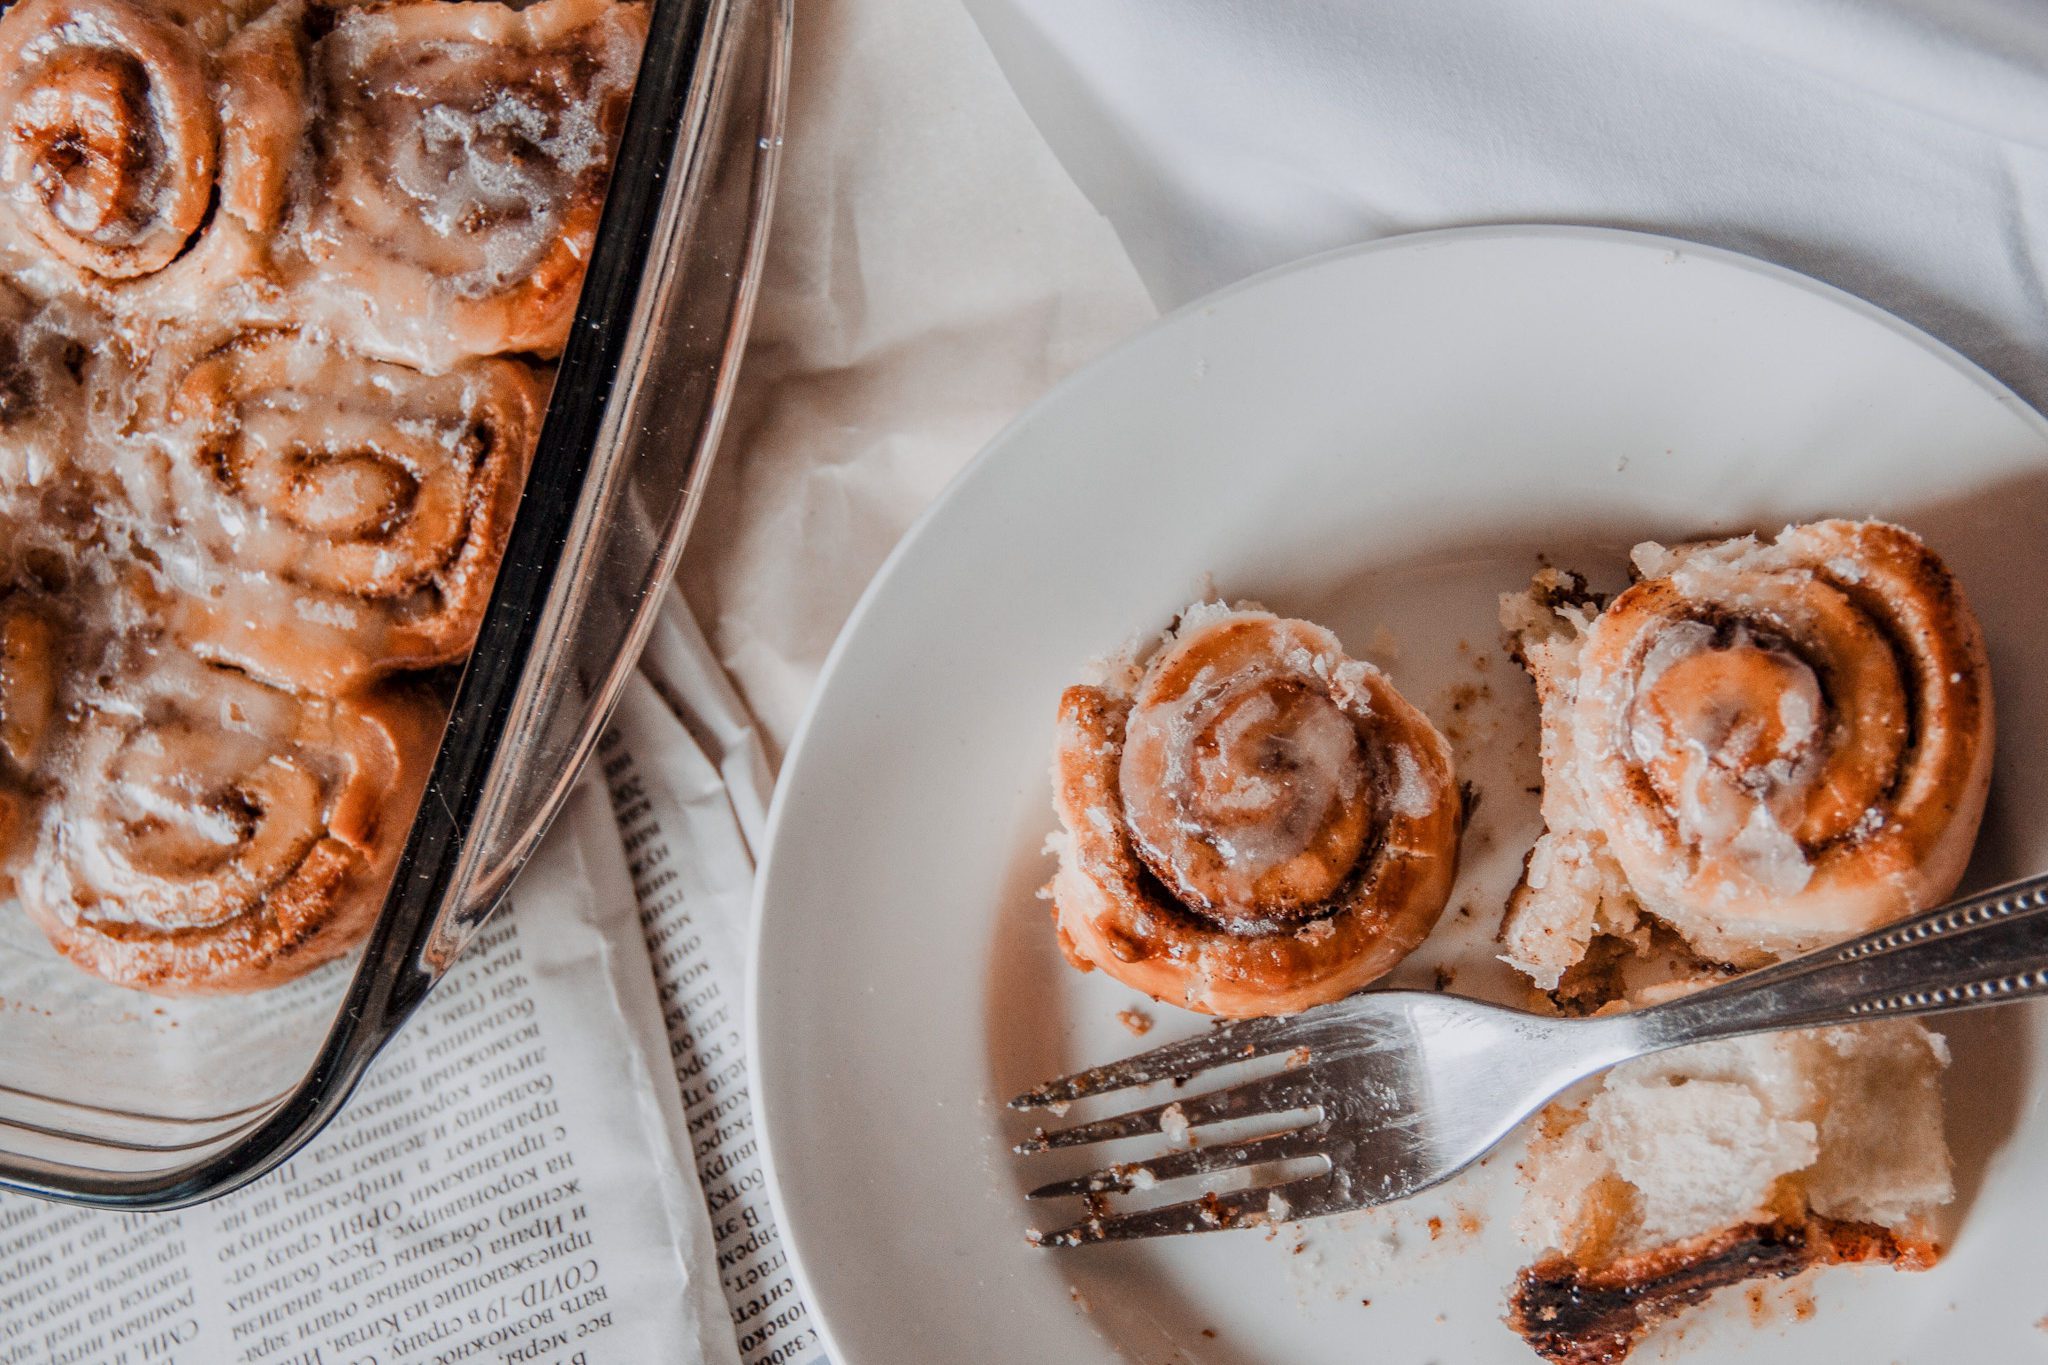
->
[1012,870,2048,1246]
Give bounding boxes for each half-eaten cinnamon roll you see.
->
[1048,604,1462,1018]
[18,648,439,993]
[1508,989,1951,1365]
[1500,519,1992,985]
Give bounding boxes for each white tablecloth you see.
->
[965,0,2048,411]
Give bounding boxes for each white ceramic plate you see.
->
[750,227,2048,1365]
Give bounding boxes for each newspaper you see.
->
[603,607,827,1365]
[0,595,815,1365]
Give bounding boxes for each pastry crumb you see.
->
[1115,1007,1153,1036]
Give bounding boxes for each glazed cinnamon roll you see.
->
[1048,604,1462,1018]
[0,0,213,282]
[1501,519,1991,984]
[116,325,544,695]
[18,649,439,993]
[284,0,647,370]
[0,0,299,309]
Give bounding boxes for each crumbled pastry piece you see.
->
[1510,1005,1950,1362]
[1048,602,1461,1017]
[1518,1013,1951,1261]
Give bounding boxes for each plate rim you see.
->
[743,222,2048,1364]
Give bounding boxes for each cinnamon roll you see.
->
[115,324,544,695]
[1047,604,1462,1018]
[0,0,298,312]
[1500,519,1992,986]
[0,0,213,282]
[284,0,647,370]
[19,649,439,993]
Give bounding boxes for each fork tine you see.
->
[1029,1169,1350,1247]
[1008,1013,1316,1111]
[1012,1069,1323,1154]
[1025,1125,1331,1199]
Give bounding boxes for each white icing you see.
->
[1130,612,1369,901]
[1618,618,1822,899]
[1388,744,1434,819]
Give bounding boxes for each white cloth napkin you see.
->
[964,0,2048,414]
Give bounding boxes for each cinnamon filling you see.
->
[1508,1217,1933,1365]
[15,48,164,243]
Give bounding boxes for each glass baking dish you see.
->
[0,0,790,1208]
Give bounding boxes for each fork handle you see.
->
[1628,871,2048,1051]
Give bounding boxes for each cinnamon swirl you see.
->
[0,0,298,313]
[1500,519,1992,985]
[0,0,213,283]
[1048,604,1462,1018]
[283,0,647,370]
[19,649,439,993]
[114,324,544,695]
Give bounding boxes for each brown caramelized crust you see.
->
[1508,1217,1938,1365]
